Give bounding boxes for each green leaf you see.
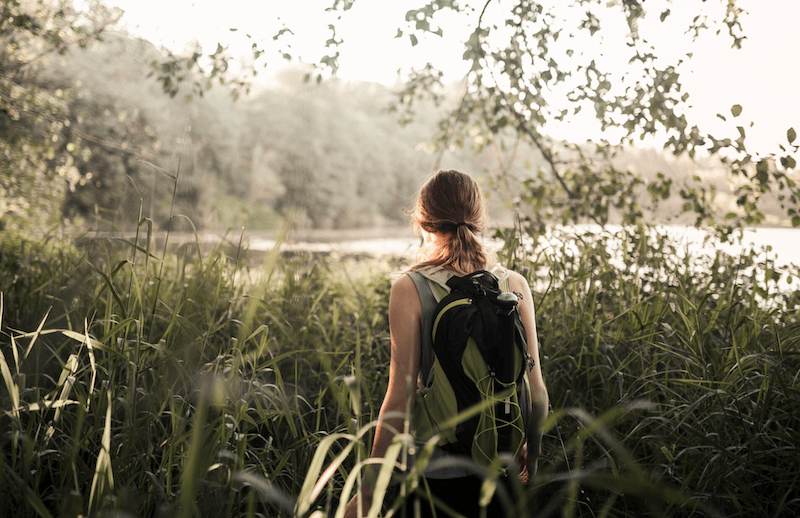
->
[409,34,418,46]
[755,159,769,184]
[731,104,742,117]
[793,216,800,227]
[788,127,797,144]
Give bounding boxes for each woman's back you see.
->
[343,169,549,518]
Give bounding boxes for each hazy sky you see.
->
[104,0,799,155]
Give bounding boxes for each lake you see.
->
[86,225,799,268]
[244,225,800,268]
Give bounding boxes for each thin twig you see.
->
[509,109,575,199]
[432,0,495,171]
[433,78,469,171]
[477,0,494,27]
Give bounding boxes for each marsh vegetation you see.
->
[1,218,798,517]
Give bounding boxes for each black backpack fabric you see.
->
[410,269,532,472]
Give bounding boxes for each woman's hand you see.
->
[518,444,530,485]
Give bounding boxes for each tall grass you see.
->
[1,217,798,517]
[501,225,800,518]
[0,218,394,517]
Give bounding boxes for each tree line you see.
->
[2,0,796,236]
[7,30,443,232]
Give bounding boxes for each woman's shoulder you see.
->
[505,269,534,303]
[389,272,423,320]
[391,272,419,298]
[490,264,531,294]
[505,268,527,283]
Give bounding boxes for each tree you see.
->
[40,26,256,231]
[392,0,799,237]
[175,0,798,236]
[0,0,121,230]
[236,73,437,229]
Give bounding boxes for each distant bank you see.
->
[80,225,799,267]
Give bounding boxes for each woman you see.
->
[344,169,549,517]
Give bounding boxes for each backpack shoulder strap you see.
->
[407,271,437,387]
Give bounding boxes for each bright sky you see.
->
[104,0,800,156]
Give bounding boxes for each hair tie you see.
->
[456,222,469,228]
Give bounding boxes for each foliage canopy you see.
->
[392,0,798,236]
[184,0,798,236]
[0,0,121,229]
[2,0,798,235]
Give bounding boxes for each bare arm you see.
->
[344,274,421,517]
[367,274,421,462]
[509,270,549,476]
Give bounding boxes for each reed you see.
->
[1,216,798,517]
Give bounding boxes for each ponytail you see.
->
[410,169,495,274]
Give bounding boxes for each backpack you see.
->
[409,269,532,473]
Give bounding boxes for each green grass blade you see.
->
[23,307,51,360]
[88,390,115,514]
[295,431,359,516]
[0,344,20,420]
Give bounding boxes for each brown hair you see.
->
[411,169,494,274]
